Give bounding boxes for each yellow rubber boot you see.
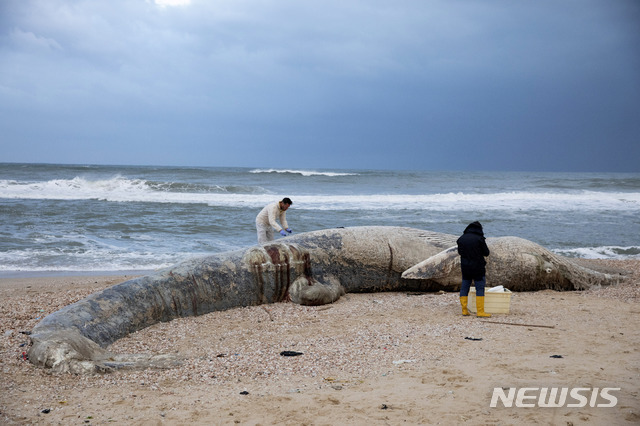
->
[460,296,470,316]
[476,296,492,318]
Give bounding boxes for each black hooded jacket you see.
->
[456,221,490,280]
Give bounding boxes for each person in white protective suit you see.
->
[255,198,293,244]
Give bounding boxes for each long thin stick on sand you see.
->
[483,320,555,329]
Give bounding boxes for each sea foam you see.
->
[1,177,638,212]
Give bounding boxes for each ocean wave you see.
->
[553,246,640,259]
[0,247,178,273]
[0,176,267,201]
[1,177,639,211]
[279,192,640,212]
[248,168,359,177]
[146,180,264,194]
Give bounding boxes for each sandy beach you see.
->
[1,259,639,425]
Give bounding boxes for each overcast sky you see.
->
[1,0,639,172]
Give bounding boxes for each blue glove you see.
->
[279,229,287,237]
[285,228,292,233]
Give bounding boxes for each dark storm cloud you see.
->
[1,0,639,171]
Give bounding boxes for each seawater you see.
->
[1,163,639,277]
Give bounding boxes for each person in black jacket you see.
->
[457,221,491,317]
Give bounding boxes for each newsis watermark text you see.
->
[490,387,620,408]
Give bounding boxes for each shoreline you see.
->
[1,259,638,424]
[1,254,637,280]
[0,270,155,280]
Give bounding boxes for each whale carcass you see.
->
[27,226,624,374]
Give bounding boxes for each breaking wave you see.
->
[249,168,358,177]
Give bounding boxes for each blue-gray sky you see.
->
[1,0,639,172]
